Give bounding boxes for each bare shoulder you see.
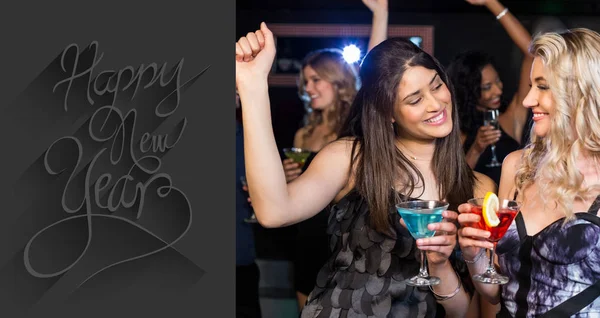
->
[293,127,308,147]
[502,150,523,175]
[315,137,360,201]
[497,150,524,200]
[317,137,356,161]
[295,126,308,137]
[473,171,497,198]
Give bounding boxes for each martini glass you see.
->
[283,147,311,168]
[468,197,519,284]
[484,109,502,167]
[396,200,449,286]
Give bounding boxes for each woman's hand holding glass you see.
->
[457,203,495,261]
[472,125,502,154]
[401,210,460,265]
[283,158,302,183]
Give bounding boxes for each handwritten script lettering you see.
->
[24,41,208,282]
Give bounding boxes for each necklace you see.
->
[397,140,432,161]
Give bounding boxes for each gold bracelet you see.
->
[429,270,462,301]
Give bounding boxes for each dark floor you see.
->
[253,224,300,318]
[257,259,299,317]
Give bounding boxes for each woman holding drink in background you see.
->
[284,47,361,309]
[236,16,496,316]
[283,0,389,182]
[458,28,600,317]
[281,0,388,309]
[447,0,533,186]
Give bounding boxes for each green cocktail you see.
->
[283,148,311,168]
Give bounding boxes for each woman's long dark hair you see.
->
[447,51,508,150]
[339,38,476,234]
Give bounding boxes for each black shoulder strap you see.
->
[539,279,600,317]
[578,211,600,226]
[587,194,600,215]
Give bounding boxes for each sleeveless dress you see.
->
[300,190,471,318]
[496,195,600,317]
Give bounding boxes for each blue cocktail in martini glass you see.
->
[396,200,449,286]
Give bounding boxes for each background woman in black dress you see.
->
[447,0,533,186]
[282,0,388,309]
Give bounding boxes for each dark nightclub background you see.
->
[237,0,600,257]
[236,1,600,315]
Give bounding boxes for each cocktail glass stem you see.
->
[488,144,501,167]
[473,242,509,284]
[484,243,497,276]
[418,249,429,279]
[406,248,440,286]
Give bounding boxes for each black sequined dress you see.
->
[300,190,470,318]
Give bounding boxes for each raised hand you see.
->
[456,203,494,261]
[235,22,276,88]
[362,0,388,16]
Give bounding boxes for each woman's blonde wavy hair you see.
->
[515,28,600,220]
[297,49,360,143]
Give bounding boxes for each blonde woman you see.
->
[457,28,600,317]
[284,47,361,310]
[284,0,387,180]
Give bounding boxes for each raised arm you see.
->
[467,0,531,55]
[236,23,351,228]
[467,0,533,140]
[362,0,388,52]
